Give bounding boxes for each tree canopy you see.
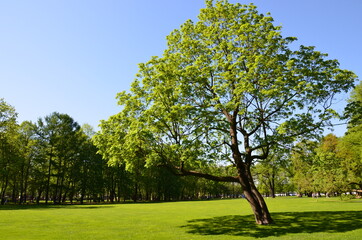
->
[339,81,362,190]
[86,0,358,224]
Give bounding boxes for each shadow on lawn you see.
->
[0,204,115,211]
[181,211,362,238]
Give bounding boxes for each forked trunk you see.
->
[239,169,273,225]
[227,111,273,224]
[242,185,273,225]
[269,177,276,198]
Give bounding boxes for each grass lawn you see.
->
[0,197,361,239]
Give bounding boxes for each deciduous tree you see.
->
[339,81,362,190]
[0,99,19,204]
[95,0,356,224]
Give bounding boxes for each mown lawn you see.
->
[0,197,361,239]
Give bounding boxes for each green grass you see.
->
[1,197,361,239]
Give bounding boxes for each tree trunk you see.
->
[62,191,67,203]
[225,110,273,225]
[171,156,274,224]
[45,154,52,204]
[269,176,276,198]
[36,189,42,204]
[11,181,18,203]
[0,180,8,205]
[80,194,84,204]
[23,157,31,204]
[238,168,273,225]
[19,165,25,204]
[133,183,138,203]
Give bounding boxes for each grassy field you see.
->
[0,197,361,239]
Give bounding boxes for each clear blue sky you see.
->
[1,0,361,136]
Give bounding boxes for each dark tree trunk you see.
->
[133,183,138,203]
[62,191,67,203]
[80,183,85,204]
[11,181,18,203]
[230,113,273,225]
[22,157,31,204]
[36,189,42,204]
[45,154,52,204]
[117,184,123,202]
[238,167,273,225]
[0,181,8,205]
[168,162,273,225]
[268,175,276,198]
[58,173,66,204]
[19,165,25,204]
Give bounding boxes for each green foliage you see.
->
[34,112,83,203]
[95,0,357,224]
[253,149,294,197]
[95,0,356,175]
[291,133,361,196]
[337,130,362,190]
[339,81,362,190]
[0,99,20,204]
[0,99,237,204]
[343,80,362,127]
[0,106,120,205]
[290,140,318,194]
[313,134,348,194]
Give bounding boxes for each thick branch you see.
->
[162,164,239,183]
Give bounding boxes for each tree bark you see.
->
[45,153,52,204]
[229,111,273,225]
[0,178,8,205]
[238,167,273,225]
[167,163,273,225]
[36,189,42,204]
[269,173,276,198]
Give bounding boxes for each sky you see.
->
[1,0,361,136]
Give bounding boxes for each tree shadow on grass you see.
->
[181,211,362,238]
[0,204,115,211]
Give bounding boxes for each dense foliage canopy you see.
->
[94,0,357,224]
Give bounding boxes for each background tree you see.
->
[0,99,19,204]
[291,141,317,196]
[343,80,362,128]
[339,80,362,190]
[253,148,292,198]
[313,134,347,196]
[75,125,106,204]
[94,0,356,224]
[290,133,360,198]
[35,112,82,204]
[17,121,37,204]
[337,131,362,191]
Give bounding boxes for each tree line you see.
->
[0,102,242,205]
[253,132,362,198]
[1,77,361,205]
[253,82,362,198]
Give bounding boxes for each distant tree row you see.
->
[0,105,104,204]
[253,81,362,198]
[1,78,361,205]
[0,101,241,205]
[253,132,362,198]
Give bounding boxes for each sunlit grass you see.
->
[0,197,361,239]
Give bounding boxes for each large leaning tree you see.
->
[94,0,357,224]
